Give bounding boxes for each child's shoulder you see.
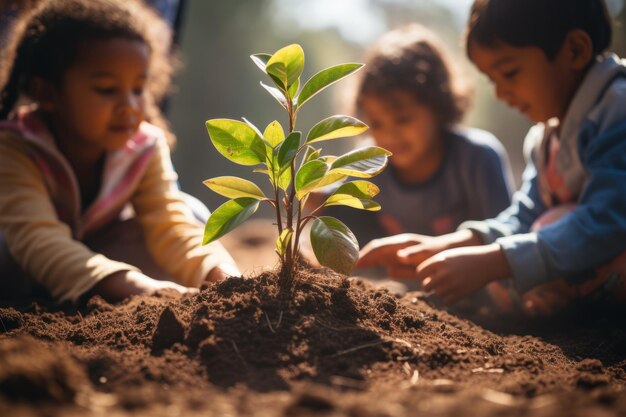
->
[584,55,626,133]
[449,127,507,158]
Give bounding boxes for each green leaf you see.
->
[325,180,381,210]
[277,166,292,191]
[242,117,272,161]
[306,115,368,144]
[326,197,380,211]
[266,44,305,89]
[276,229,293,256]
[288,78,300,100]
[310,216,359,275]
[329,146,391,178]
[301,145,321,167]
[296,63,363,109]
[250,53,272,72]
[295,160,328,196]
[277,131,301,173]
[263,121,285,147]
[251,54,284,89]
[297,172,346,199]
[260,82,288,110]
[327,180,380,200]
[203,176,266,199]
[206,119,266,166]
[203,198,260,244]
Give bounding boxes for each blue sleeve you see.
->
[459,153,546,244]
[469,142,515,220]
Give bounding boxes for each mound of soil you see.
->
[0,268,625,416]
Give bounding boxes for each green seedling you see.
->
[203,44,390,287]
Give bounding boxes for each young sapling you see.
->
[203,44,390,288]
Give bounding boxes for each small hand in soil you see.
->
[87,270,197,303]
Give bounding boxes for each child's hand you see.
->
[416,243,510,304]
[396,229,483,271]
[357,230,482,278]
[89,270,196,302]
[357,233,429,277]
[205,263,242,283]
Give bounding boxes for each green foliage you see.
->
[203,44,390,279]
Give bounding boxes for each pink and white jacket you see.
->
[0,107,236,302]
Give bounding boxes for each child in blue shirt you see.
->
[321,24,514,247]
[358,0,626,315]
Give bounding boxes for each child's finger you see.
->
[416,255,441,283]
[357,241,413,267]
[397,244,433,266]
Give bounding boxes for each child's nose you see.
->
[118,92,142,113]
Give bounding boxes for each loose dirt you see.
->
[1,265,625,417]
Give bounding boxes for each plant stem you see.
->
[281,95,297,279]
[293,199,304,262]
[274,188,283,235]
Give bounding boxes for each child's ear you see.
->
[29,77,58,112]
[564,29,593,71]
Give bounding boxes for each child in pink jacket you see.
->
[0,0,239,303]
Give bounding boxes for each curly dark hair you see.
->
[355,24,471,130]
[0,0,177,144]
[465,0,612,60]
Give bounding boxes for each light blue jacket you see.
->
[460,54,626,293]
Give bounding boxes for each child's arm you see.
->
[132,132,240,286]
[458,126,547,245]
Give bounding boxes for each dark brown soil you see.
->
[0,266,625,417]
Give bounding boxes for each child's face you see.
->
[361,91,441,172]
[49,38,149,153]
[469,41,575,123]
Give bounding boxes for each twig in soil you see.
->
[402,362,412,375]
[276,311,283,329]
[264,310,285,334]
[394,338,413,348]
[471,367,504,374]
[410,370,419,385]
[264,311,276,334]
[0,317,6,332]
[229,339,248,368]
[313,318,361,332]
[331,340,384,357]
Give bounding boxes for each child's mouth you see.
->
[109,126,136,134]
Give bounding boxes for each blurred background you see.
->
[1,0,625,214]
[169,0,626,215]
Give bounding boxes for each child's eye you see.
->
[502,69,519,79]
[132,87,145,96]
[395,115,413,124]
[94,86,116,95]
